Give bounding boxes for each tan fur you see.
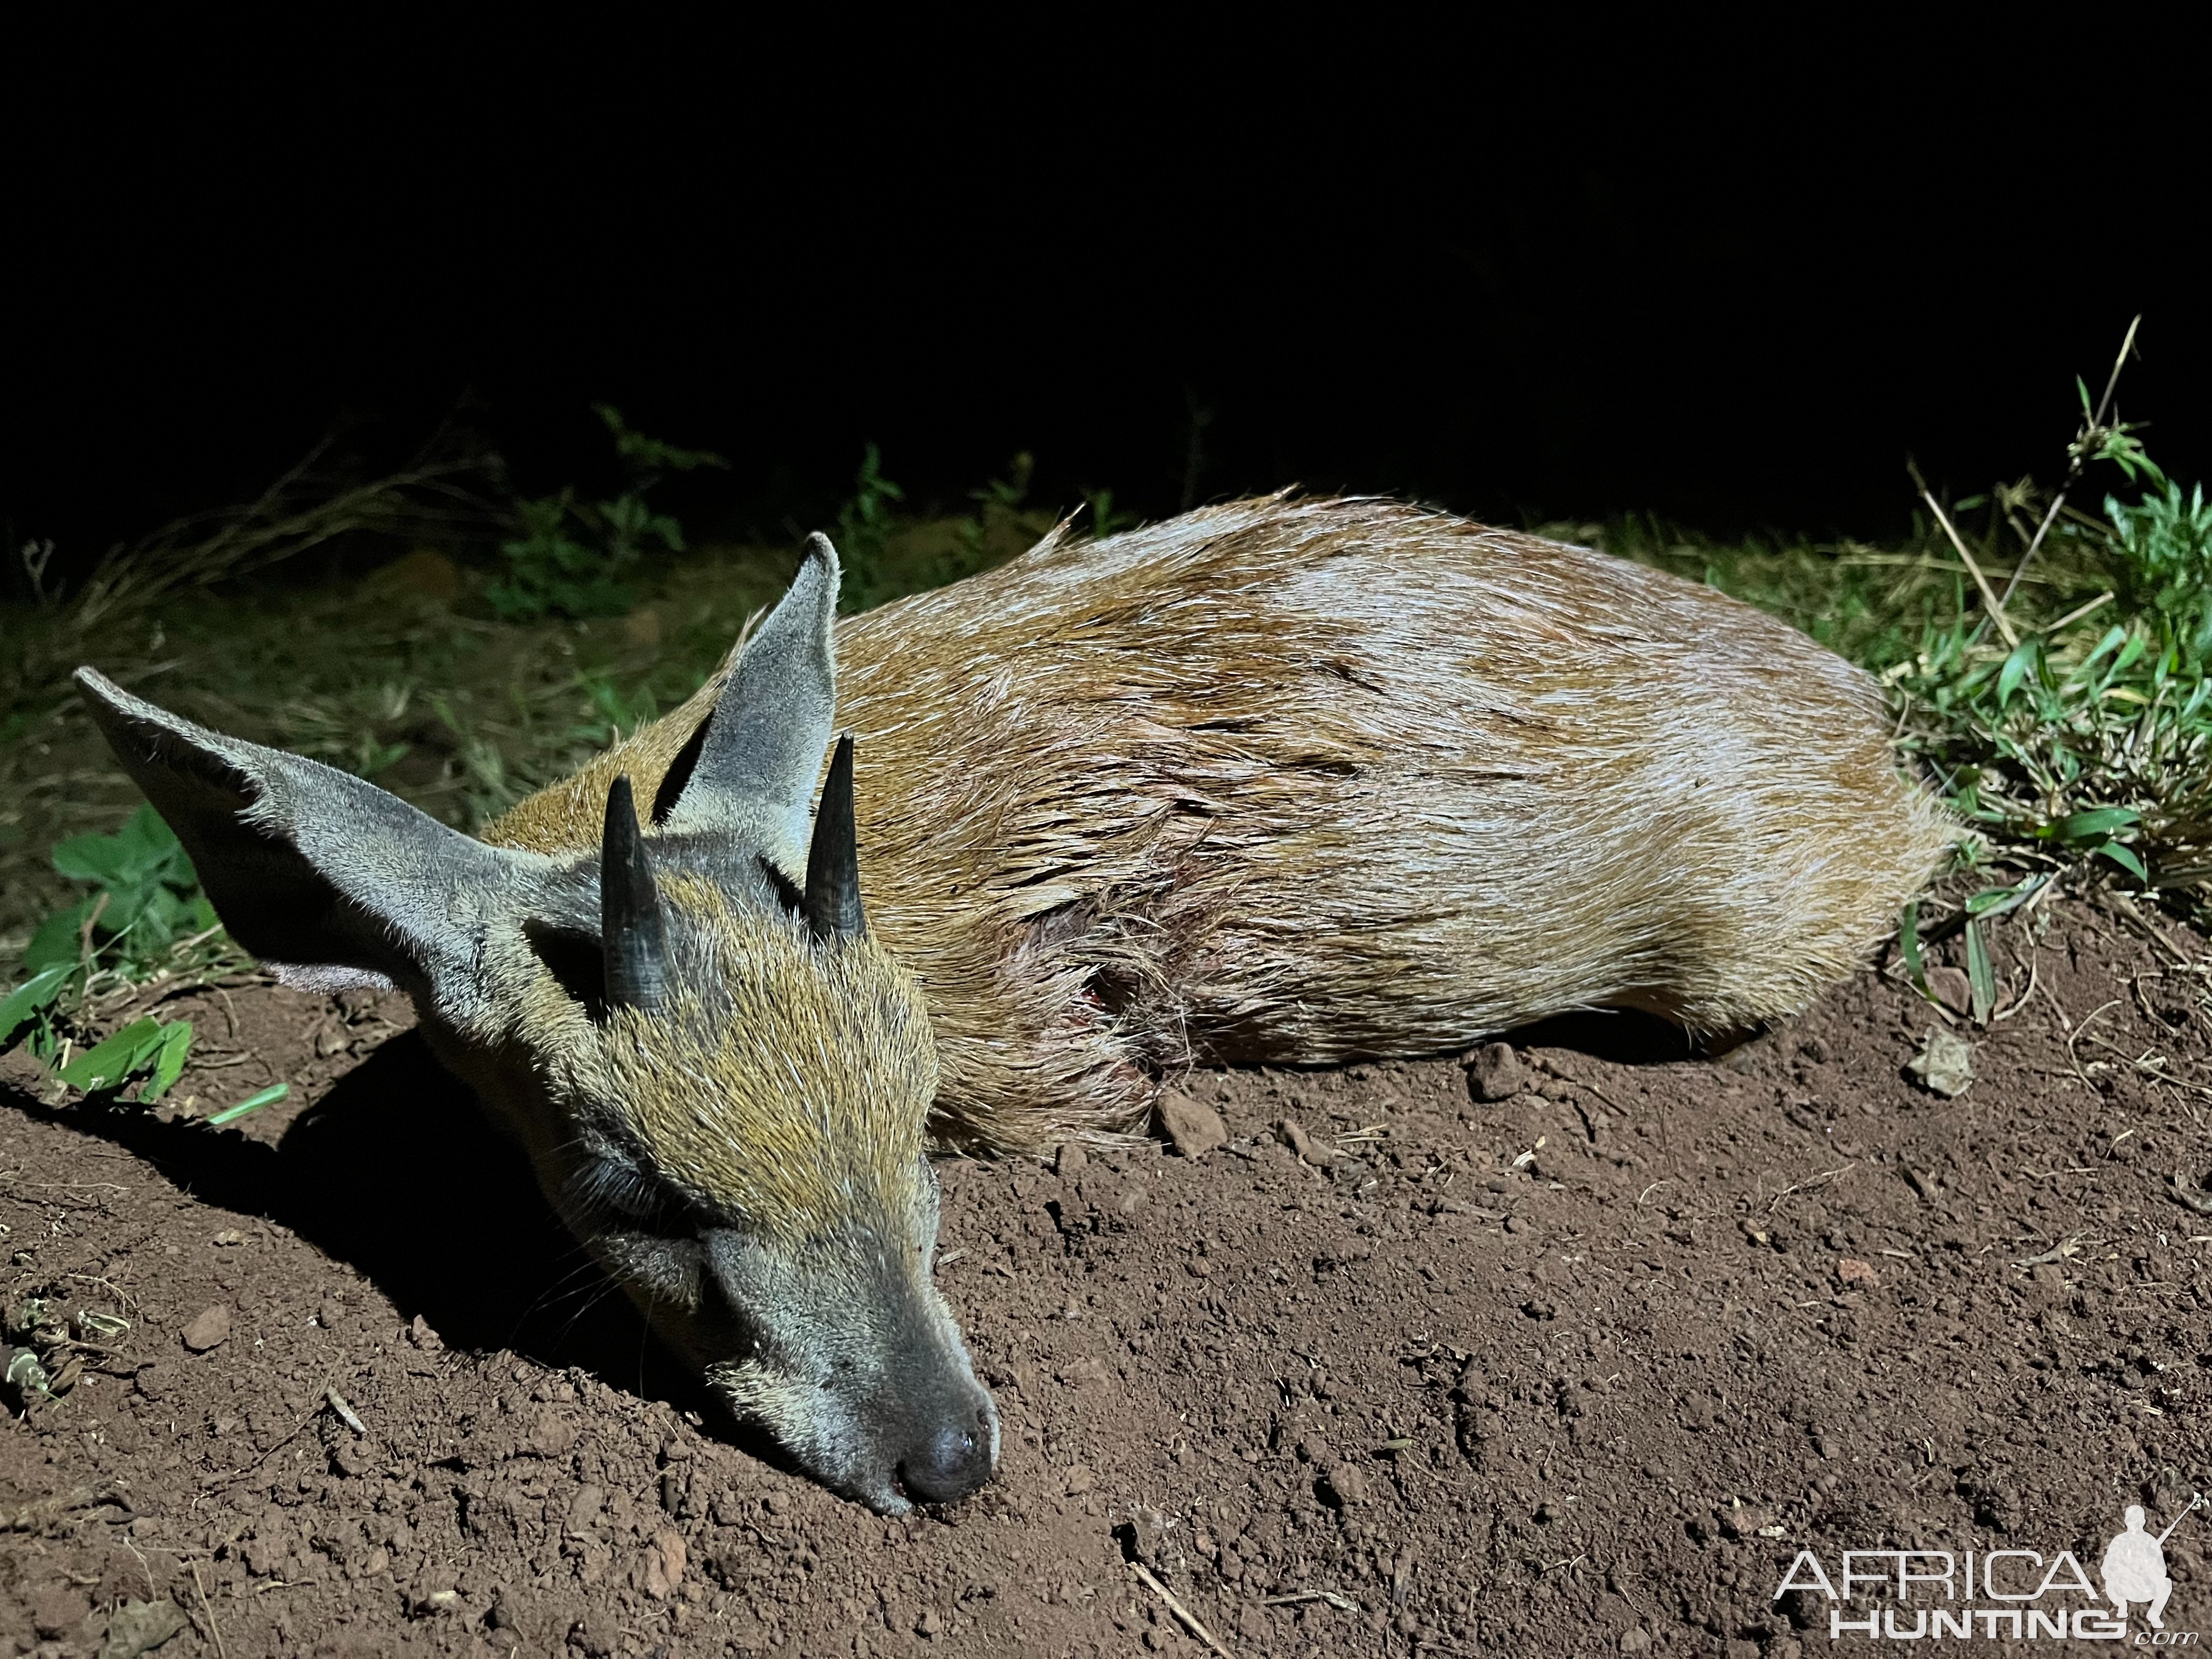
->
[489,495,1953,1155]
[575,879,935,1242]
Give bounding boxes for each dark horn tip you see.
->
[602,774,669,1011]
[804,734,866,944]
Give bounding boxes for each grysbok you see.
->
[78,495,1951,1511]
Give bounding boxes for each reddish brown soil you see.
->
[3,896,2210,1658]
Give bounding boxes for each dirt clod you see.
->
[178,1305,230,1351]
[97,1596,188,1658]
[1836,1257,1878,1288]
[1321,1462,1370,1506]
[1056,1142,1088,1178]
[1156,1088,1227,1158]
[1463,1041,1525,1100]
[1925,965,1973,1016]
[636,1527,686,1598]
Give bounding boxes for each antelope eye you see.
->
[570,1158,671,1224]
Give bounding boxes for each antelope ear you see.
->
[73,668,547,1006]
[659,532,839,868]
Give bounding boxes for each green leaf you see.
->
[207,1082,289,1126]
[2096,842,2149,882]
[1963,887,2017,916]
[54,1017,166,1092]
[22,900,95,973]
[50,833,134,884]
[0,967,72,1048]
[1995,641,2037,706]
[1898,900,1927,992]
[2049,806,2142,843]
[136,1019,194,1103]
[1964,919,1995,1026]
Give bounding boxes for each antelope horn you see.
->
[602,775,668,1010]
[803,735,866,943]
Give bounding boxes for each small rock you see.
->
[245,1525,293,1577]
[97,1596,188,1658]
[363,1546,391,1577]
[1156,1089,1227,1159]
[1905,1027,1974,1097]
[1277,1118,1332,1166]
[1719,1505,1771,1539]
[1836,1257,1879,1289]
[1116,1187,1148,1218]
[1064,1463,1096,1495]
[407,1313,442,1350]
[636,1527,686,1599]
[1463,1042,1523,1101]
[528,1409,579,1458]
[1925,966,1973,1018]
[1620,1632,1651,1655]
[211,1228,245,1246]
[566,1485,606,1531]
[179,1305,231,1352]
[1321,1462,1370,1506]
[915,1606,944,1638]
[317,1299,345,1330]
[1055,1142,1088,1178]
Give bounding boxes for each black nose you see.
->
[898,1411,994,1504]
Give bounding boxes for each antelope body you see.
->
[77,496,1950,1513]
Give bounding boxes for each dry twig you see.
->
[1131,1562,1236,1657]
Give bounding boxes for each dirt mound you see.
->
[3,896,2209,1657]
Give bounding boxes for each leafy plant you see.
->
[832,443,907,613]
[24,806,217,978]
[2106,470,2212,664]
[488,405,727,622]
[1889,467,2212,901]
[934,453,1036,591]
[1082,486,1139,541]
[572,667,661,748]
[1,806,219,1097]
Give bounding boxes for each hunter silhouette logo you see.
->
[2104,1498,2204,1632]
[1774,1490,2204,1643]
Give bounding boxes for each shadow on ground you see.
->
[2,1032,730,1418]
[1491,1006,1715,1063]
